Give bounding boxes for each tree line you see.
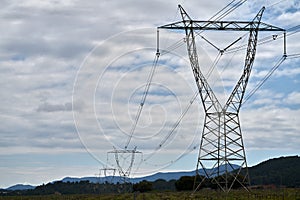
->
[1,156,299,196]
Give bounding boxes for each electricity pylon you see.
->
[107,146,142,183]
[99,167,116,183]
[159,5,285,192]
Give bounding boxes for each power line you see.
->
[124,51,160,149]
[208,0,236,21]
[143,91,199,161]
[266,0,288,8]
[213,0,247,21]
[238,26,300,104]
[225,24,300,55]
[243,55,286,105]
[286,53,300,59]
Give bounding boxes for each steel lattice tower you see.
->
[159,5,285,192]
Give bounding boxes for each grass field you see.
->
[1,189,300,200]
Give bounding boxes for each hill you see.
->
[58,164,238,184]
[2,155,299,194]
[248,155,300,187]
[5,184,35,191]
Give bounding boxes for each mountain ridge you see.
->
[5,184,35,191]
[3,155,299,190]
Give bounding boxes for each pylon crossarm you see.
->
[159,20,284,31]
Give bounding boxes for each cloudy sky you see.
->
[0,0,299,188]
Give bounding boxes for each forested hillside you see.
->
[1,156,299,196]
[249,155,300,187]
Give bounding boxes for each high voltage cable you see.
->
[161,38,185,56]
[243,56,286,105]
[124,52,160,149]
[213,0,247,21]
[226,25,300,55]
[207,0,236,21]
[288,25,300,32]
[286,53,300,59]
[143,91,199,162]
[142,142,199,169]
[266,0,288,8]
[207,52,222,78]
[225,26,300,104]
[244,52,300,104]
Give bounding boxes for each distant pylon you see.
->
[159,5,285,192]
[107,146,142,183]
[99,167,116,183]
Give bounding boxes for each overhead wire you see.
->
[242,55,286,105]
[212,0,247,21]
[225,25,300,55]
[207,0,236,21]
[243,51,300,105]
[266,0,288,8]
[121,1,185,156]
[160,38,185,56]
[286,53,300,59]
[124,52,160,149]
[143,91,199,161]
[143,142,199,170]
[207,52,222,78]
[238,25,300,104]
[159,5,184,57]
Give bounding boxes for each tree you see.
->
[175,176,194,191]
[133,181,153,193]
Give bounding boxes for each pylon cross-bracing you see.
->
[159,5,285,192]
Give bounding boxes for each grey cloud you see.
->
[37,102,72,112]
[0,0,299,188]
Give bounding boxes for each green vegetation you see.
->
[248,156,300,187]
[132,180,152,193]
[0,189,300,200]
[1,156,299,199]
[152,179,176,191]
[175,176,194,191]
[175,174,249,191]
